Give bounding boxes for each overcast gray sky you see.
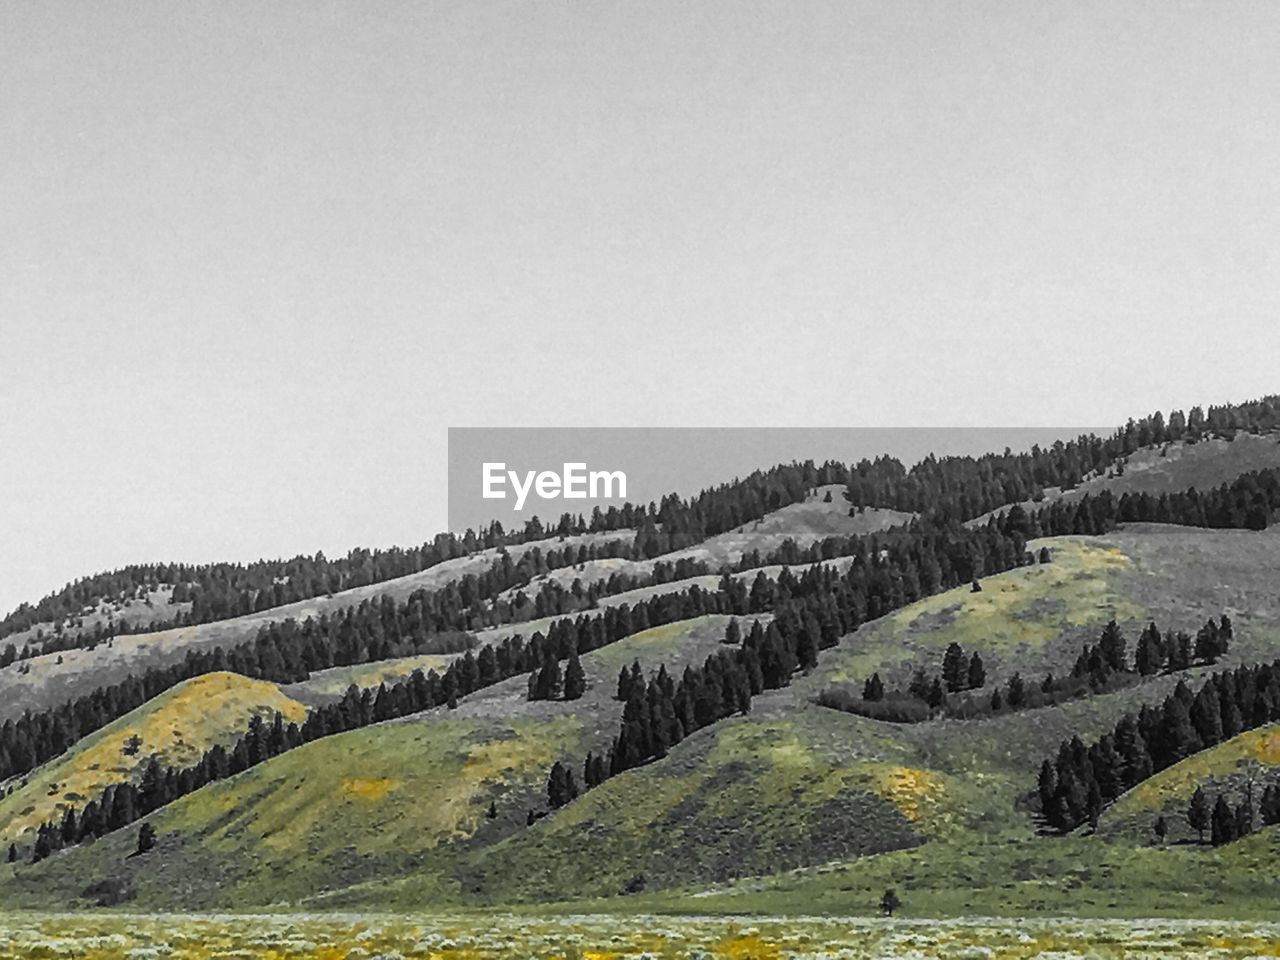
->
[2,1,1279,614]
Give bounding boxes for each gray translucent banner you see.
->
[446,427,1109,533]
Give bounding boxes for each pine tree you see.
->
[1098,620,1126,672]
[942,643,967,692]
[1211,794,1236,846]
[880,888,902,916]
[1007,673,1025,709]
[136,822,156,855]
[908,669,930,701]
[863,672,884,702]
[1195,620,1222,665]
[1187,786,1210,843]
[1136,623,1164,676]
[563,653,586,701]
[967,652,986,690]
[926,677,945,710]
[1153,814,1167,844]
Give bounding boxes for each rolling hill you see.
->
[2,410,1280,918]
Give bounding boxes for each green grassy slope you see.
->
[0,672,307,846]
[0,617,736,909]
[5,517,1280,915]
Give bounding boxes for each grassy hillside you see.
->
[0,672,306,846]
[280,651,462,707]
[0,529,634,721]
[969,432,1280,526]
[5,493,1280,914]
[0,617,737,908]
[1099,724,1280,842]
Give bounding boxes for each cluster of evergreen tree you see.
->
[527,651,586,701]
[844,397,1280,518]
[24,583,748,862]
[1182,784,1275,847]
[566,588,864,805]
[15,460,1280,850]
[3,455,848,645]
[31,713,300,862]
[29,501,1038,853]
[1130,617,1232,677]
[0,522,552,642]
[1040,650,1279,832]
[0,547,711,781]
[11,395,1277,647]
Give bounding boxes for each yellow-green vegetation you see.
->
[813,536,1142,687]
[282,651,461,703]
[424,708,1004,908]
[0,672,306,845]
[2,911,1280,958]
[149,713,581,906]
[1100,724,1280,839]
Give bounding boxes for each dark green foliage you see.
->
[880,888,902,916]
[818,687,932,723]
[1042,651,1280,834]
[844,396,1280,518]
[862,672,884,701]
[967,652,986,690]
[942,642,967,693]
[546,761,580,810]
[562,653,586,701]
[135,823,156,855]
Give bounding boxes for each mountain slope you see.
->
[0,672,306,846]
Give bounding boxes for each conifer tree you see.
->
[942,643,967,693]
[563,653,586,701]
[136,822,156,855]
[1187,786,1210,843]
[967,652,986,690]
[863,672,884,702]
[1211,794,1236,846]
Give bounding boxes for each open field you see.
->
[0,912,1279,958]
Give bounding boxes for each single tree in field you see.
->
[1187,786,1210,843]
[136,822,156,855]
[723,619,741,645]
[880,888,902,916]
[970,579,982,593]
[1153,815,1168,845]
[1038,546,1052,563]
[486,800,497,820]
